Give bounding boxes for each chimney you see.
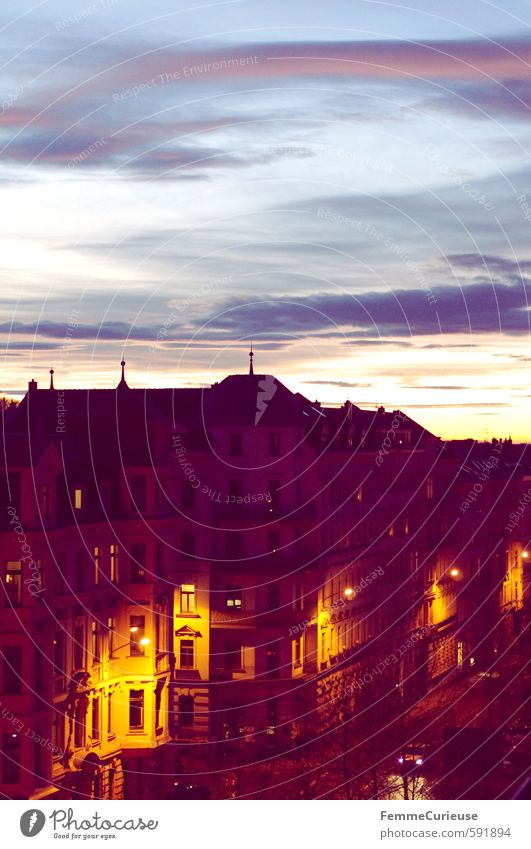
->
[28,379,38,393]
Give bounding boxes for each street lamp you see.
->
[343,587,355,599]
[110,627,150,655]
[449,568,461,578]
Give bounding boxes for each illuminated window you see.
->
[2,646,22,694]
[178,694,194,727]
[107,691,113,738]
[110,544,119,582]
[427,477,434,499]
[3,561,22,606]
[91,696,100,742]
[52,709,64,756]
[225,586,242,609]
[74,488,83,510]
[129,689,144,730]
[179,639,194,669]
[180,584,196,614]
[91,621,100,663]
[129,615,146,656]
[229,433,243,456]
[356,487,363,502]
[1,733,21,784]
[292,636,302,668]
[74,701,86,748]
[107,617,115,657]
[93,547,100,585]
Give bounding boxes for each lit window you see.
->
[293,636,302,668]
[129,689,144,730]
[225,586,242,609]
[180,584,196,614]
[427,477,434,499]
[91,621,100,663]
[107,691,113,738]
[3,561,22,607]
[110,544,119,582]
[38,484,49,518]
[74,488,83,510]
[129,615,146,656]
[93,547,100,585]
[91,696,100,742]
[180,639,194,669]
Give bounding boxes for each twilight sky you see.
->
[2,0,531,439]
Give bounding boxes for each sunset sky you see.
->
[2,1,531,439]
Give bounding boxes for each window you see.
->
[293,636,302,668]
[52,709,65,756]
[129,615,146,656]
[155,680,164,731]
[229,433,243,456]
[75,550,85,592]
[293,581,303,611]
[73,623,85,670]
[224,640,243,671]
[93,547,100,585]
[131,475,146,511]
[107,617,115,657]
[179,639,194,669]
[268,432,280,456]
[91,621,100,663]
[110,544,119,582]
[178,694,194,727]
[91,696,100,742]
[267,583,280,611]
[74,488,83,510]
[4,561,22,606]
[38,484,49,518]
[107,691,113,737]
[268,481,280,513]
[2,646,22,694]
[225,531,242,559]
[266,642,280,679]
[1,733,21,784]
[268,530,280,554]
[180,584,196,614]
[181,481,195,510]
[225,586,242,609]
[129,689,144,730]
[228,479,243,502]
[74,701,86,748]
[181,531,195,560]
[53,629,65,683]
[427,477,434,499]
[129,543,146,582]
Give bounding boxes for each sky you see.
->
[2,0,531,439]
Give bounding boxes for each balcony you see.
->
[210,609,257,627]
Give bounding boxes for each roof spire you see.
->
[249,342,254,375]
[49,368,55,390]
[118,359,129,389]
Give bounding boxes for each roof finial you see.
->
[118,359,129,389]
[249,342,254,375]
[49,368,55,390]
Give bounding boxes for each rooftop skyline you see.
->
[2,1,531,440]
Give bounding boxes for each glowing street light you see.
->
[522,551,529,559]
[343,587,355,599]
[450,568,460,578]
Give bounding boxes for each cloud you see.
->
[301,380,372,388]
